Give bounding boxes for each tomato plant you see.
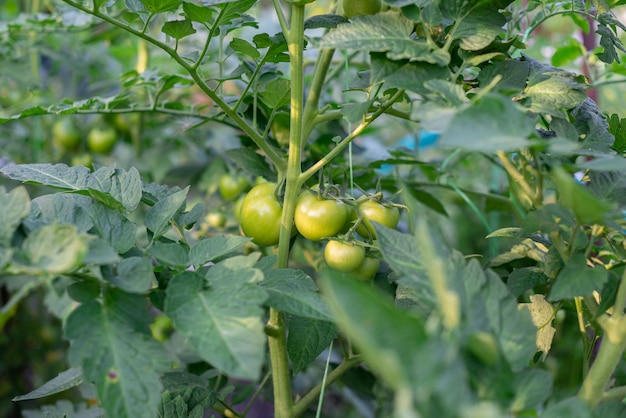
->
[239,182,282,247]
[352,255,380,280]
[52,118,81,150]
[354,198,400,238]
[294,189,349,241]
[86,125,117,154]
[2,1,626,418]
[324,240,366,272]
[341,0,381,18]
[218,173,249,201]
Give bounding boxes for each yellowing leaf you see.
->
[519,294,556,359]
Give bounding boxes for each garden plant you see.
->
[3,0,626,417]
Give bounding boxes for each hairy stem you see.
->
[300,89,405,183]
[267,4,309,418]
[578,268,626,408]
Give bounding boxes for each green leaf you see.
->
[68,280,102,303]
[148,242,190,268]
[85,203,137,254]
[145,187,189,240]
[159,371,216,417]
[65,289,169,418]
[225,148,275,180]
[464,263,538,372]
[507,267,548,298]
[597,24,626,64]
[438,94,534,152]
[90,166,143,214]
[174,201,204,230]
[259,79,291,109]
[287,316,338,375]
[319,271,427,391]
[341,100,374,124]
[13,224,88,274]
[0,186,30,247]
[229,37,260,59]
[104,256,156,294]
[0,163,92,190]
[451,2,509,51]
[213,0,256,28]
[551,39,586,67]
[140,0,181,13]
[549,254,609,301]
[478,59,530,94]
[571,98,615,152]
[182,1,214,22]
[552,166,612,225]
[21,399,105,418]
[0,164,142,214]
[509,369,553,412]
[24,194,93,234]
[260,269,333,321]
[164,269,267,380]
[304,13,348,30]
[374,224,435,313]
[406,188,448,216]
[516,66,588,116]
[188,235,251,266]
[318,11,446,65]
[162,19,196,40]
[608,113,626,154]
[12,368,83,401]
[542,397,591,418]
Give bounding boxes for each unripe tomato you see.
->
[70,153,93,169]
[233,195,246,223]
[87,126,117,154]
[341,0,381,18]
[239,182,282,246]
[324,240,365,272]
[52,118,81,150]
[219,174,250,201]
[355,199,400,238]
[294,189,349,241]
[353,256,380,280]
[205,211,227,228]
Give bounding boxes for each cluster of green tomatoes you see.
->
[214,173,400,280]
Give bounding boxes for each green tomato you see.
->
[355,199,400,238]
[341,0,381,18]
[87,126,117,154]
[324,240,365,272]
[294,189,349,241]
[52,118,81,150]
[239,182,282,246]
[219,174,250,201]
[70,153,93,170]
[353,256,380,280]
[205,211,227,228]
[233,195,246,223]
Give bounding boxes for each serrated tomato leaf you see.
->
[64,289,169,418]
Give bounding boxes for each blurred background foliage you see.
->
[2,0,626,417]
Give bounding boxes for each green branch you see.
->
[300,89,405,183]
[292,355,362,417]
[578,268,626,408]
[60,0,285,171]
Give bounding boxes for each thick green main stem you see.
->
[578,268,626,408]
[268,4,307,418]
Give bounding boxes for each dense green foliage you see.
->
[3,1,626,417]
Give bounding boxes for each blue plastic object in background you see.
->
[377,130,440,174]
